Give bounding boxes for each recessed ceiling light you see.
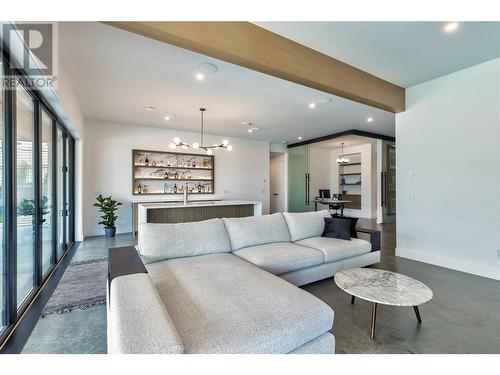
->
[316,97,332,105]
[367,117,374,123]
[444,22,459,33]
[248,129,253,133]
[308,102,316,109]
[298,136,303,140]
[144,105,155,111]
[197,62,219,73]
[164,114,175,121]
[195,72,204,81]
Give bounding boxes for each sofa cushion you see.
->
[283,210,330,242]
[138,219,231,264]
[223,213,291,251]
[297,236,372,263]
[323,217,351,240]
[146,253,334,354]
[233,242,324,275]
[108,273,184,354]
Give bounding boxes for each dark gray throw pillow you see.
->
[323,217,352,241]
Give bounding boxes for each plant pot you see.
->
[104,227,116,238]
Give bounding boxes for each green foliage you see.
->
[93,194,122,229]
[18,196,49,216]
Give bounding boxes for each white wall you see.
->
[396,58,500,280]
[331,144,376,218]
[309,146,333,201]
[83,120,270,237]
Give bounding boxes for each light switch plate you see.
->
[409,171,416,181]
[409,191,416,200]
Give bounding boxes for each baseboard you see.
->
[396,247,500,281]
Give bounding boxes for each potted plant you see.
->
[93,194,122,238]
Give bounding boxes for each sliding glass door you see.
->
[0,49,76,343]
[16,86,36,309]
[41,110,55,276]
[55,127,73,258]
[288,145,312,212]
[0,61,5,332]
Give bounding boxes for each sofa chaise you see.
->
[107,210,381,354]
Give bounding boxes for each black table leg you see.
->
[351,295,355,304]
[370,303,378,339]
[340,203,344,217]
[314,201,318,211]
[413,306,422,323]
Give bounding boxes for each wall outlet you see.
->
[223,189,229,194]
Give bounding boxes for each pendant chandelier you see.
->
[336,142,350,164]
[169,108,232,155]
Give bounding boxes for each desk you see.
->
[314,199,351,216]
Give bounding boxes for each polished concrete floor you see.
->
[22,220,500,354]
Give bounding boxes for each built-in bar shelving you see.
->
[132,149,215,195]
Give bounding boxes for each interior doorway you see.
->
[270,152,286,213]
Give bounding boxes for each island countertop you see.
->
[138,200,261,209]
[137,200,262,223]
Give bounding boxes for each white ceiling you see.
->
[58,22,395,143]
[255,22,500,87]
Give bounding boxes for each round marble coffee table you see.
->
[334,268,433,339]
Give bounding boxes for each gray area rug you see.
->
[41,259,108,317]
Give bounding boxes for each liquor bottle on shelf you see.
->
[197,182,202,193]
[164,182,168,193]
[173,183,177,193]
[143,185,148,194]
[137,183,142,194]
[174,171,179,179]
[145,156,149,166]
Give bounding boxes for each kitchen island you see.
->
[137,200,262,228]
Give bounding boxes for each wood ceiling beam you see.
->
[103,21,405,113]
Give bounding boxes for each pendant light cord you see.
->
[200,108,205,146]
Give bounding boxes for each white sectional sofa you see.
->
[107,210,381,354]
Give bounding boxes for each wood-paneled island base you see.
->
[137,200,262,230]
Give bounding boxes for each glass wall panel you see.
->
[0,45,76,343]
[16,86,35,308]
[41,110,54,276]
[0,61,5,331]
[56,127,64,259]
[288,145,312,212]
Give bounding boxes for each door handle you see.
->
[381,172,387,207]
[306,173,311,206]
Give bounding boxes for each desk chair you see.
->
[319,190,342,217]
